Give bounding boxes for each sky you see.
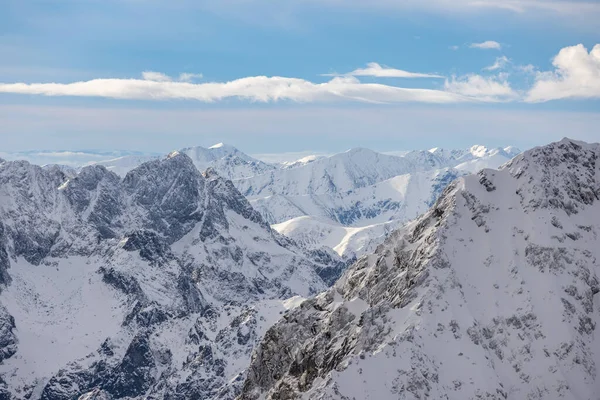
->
[0,0,599,155]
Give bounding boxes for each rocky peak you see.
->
[502,137,599,215]
[0,146,338,400]
[239,139,600,400]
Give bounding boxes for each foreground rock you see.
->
[240,138,600,400]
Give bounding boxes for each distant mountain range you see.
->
[238,144,521,258]
[0,143,521,259]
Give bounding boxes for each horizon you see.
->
[1,1,599,152]
[0,139,529,167]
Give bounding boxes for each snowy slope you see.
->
[454,146,523,173]
[0,154,341,400]
[240,146,520,226]
[267,168,462,258]
[240,138,600,400]
[273,216,402,260]
[251,146,520,257]
[235,148,433,199]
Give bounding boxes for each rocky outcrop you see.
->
[239,139,600,400]
[0,153,338,400]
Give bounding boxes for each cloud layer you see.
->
[1,44,598,105]
[527,44,600,102]
[445,74,518,102]
[0,74,476,104]
[323,62,444,79]
[211,0,600,19]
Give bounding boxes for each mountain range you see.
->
[0,138,597,400]
[88,143,521,259]
[0,153,341,399]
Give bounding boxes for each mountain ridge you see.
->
[0,152,341,400]
[239,138,600,400]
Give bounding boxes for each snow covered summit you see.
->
[240,138,600,400]
[246,144,521,258]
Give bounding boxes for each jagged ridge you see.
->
[0,153,341,400]
[239,138,600,400]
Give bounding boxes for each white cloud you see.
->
[467,0,600,14]
[143,71,204,83]
[484,56,510,71]
[526,44,600,102]
[142,71,172,82]
[517,64,536,74]
[3,43,597,106]
[470,41,502,50]
[449,45,460,51]
[323,62,444,78]
[444,74,519,101]
[0,73,478,104]
[178,73,203,82]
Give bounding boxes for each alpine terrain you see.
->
[92,143,521,259]
[0,152,342,399]
[247,145,521,258]
[240,138,600,400]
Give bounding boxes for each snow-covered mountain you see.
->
[449,145,522,173]
[94,143,275,180]
[238,148,425,198]
[272,216,401,262]
[245,145,520,258]
[91,143,521,259]
[2,143,521,260]
[239,138,600,400]
[0,153,343,399]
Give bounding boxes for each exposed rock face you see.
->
[0,306,16,363]
[239,138,600,400]
[0,153,341,400]
[72,143,520,259]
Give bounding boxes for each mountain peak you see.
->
[503,145,521,157]
[342,147,380,157]
[558,136,597,147]
[240,138,600,400]
[0,143,334,399]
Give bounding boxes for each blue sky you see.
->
[0,0,599,154]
